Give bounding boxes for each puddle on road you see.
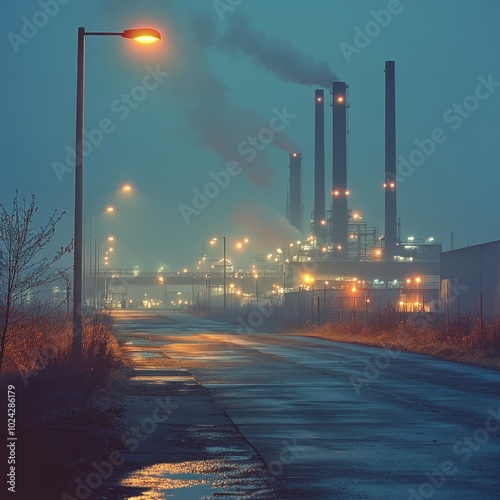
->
[130,352,163,358]
[119,459,266,499]
[131,375,195,384]
[124,339,152,346]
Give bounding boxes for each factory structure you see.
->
[441,240,500,318]
[286,61,442,308]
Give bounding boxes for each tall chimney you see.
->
[332,82,348,258]
[289,152,302,233]
[314,90,326,243]
[384,61,397,260]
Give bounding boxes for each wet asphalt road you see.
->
[111,310,500,499]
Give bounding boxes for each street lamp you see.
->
[210,237,226,315]
[72,26,161,360]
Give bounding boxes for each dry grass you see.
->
[291,316,500,370]
[0,310,126,498]
[3,310,122,379]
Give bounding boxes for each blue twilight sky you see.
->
[1,0,500,271]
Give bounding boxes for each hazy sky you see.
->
[2,0,500,272]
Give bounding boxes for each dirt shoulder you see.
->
[288,323,500,371]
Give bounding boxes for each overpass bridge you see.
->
[84,269,285,308]
[101,269,283,288]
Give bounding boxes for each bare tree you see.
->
[0,191,69,372]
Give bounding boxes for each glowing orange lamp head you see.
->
[122,28,161,44]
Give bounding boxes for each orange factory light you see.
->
[122,183,133,193]
[337,96,344,103]
[106,206,115,213]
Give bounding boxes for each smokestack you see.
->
[384,61,397,260]
[332,82,348,258]
[314,90,326,243]
[288,153,302,233]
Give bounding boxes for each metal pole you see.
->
[104,263,107,307]
[378,298,381,331]
[97,242,100,310]
[83,211,86,307]
[223,236,226,315]
[93,238,97,309]
[365,293,368,326]
[323,283,327,323]
[72,27,85,361]
[479,293,484,339]
[445,280,450,335]
[66,285,70,320]
[89,202,92,310]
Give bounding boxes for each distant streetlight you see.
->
[210,237,226,315]
[72,26,161,361]
[121,183,133,193]
[235,238,250,250]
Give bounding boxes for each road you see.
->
[109,310,500,499]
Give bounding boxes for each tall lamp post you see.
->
[210,237,226,315]
[72,27,161,360]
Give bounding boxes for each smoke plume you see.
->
[168,14,299,190]
[220,13,338,88]
[233,200,301,250]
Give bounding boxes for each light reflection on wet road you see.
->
[111,310,500,499]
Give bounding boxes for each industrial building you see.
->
[440,241,500,317]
